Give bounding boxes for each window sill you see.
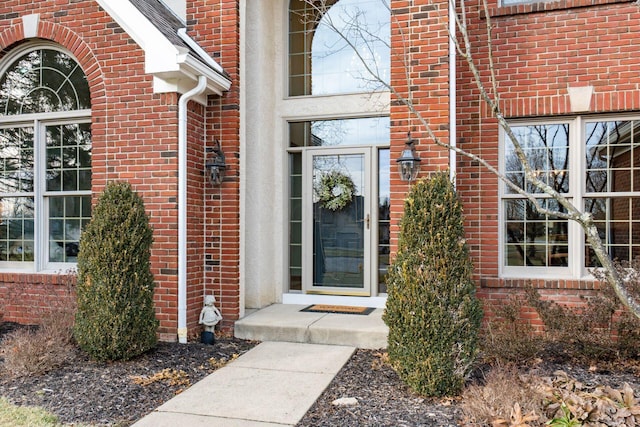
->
[501,268,575,280]
[0,270,76,285]
[488,0,634,18]
[482,276,601,290]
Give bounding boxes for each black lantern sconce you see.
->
[396,132,421,182]
[205,141,227,186]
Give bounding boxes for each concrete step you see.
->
[234,304,388,349]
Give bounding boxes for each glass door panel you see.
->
[377,148,390,293]
[304,148,371,295]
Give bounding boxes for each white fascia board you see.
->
[96,0,177,57]
[178,53,232,95]
[177,28,225,75]
[151,53,231,103]
[152,77,208,105]
[95,0,230,97]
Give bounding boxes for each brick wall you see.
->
[2,0,638,337]
[456,0,640,314]
[190,0,241,328]
[0,0,211,339]
[389,0,452,251]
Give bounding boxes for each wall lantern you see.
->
[206,141,227,186]
[396,133,421,182]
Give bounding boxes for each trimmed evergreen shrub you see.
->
[383,172,482,396]
[74,181,158,361]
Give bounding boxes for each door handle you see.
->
[365,214,370,229]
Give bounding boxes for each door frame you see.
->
[302,146,374,296]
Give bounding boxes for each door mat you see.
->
[300,304,375,315]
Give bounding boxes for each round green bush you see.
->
[74,181,158,361]
[383,172,482,396]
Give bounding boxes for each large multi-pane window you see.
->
[0,45,91,270]
[286,0,390,296]
[288,0,390,96]
[584,120,640,266]
[502,118,640,275]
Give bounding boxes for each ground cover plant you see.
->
[483,261,640,366]
[298,345,640,427]
[464,262,640,426]
[1,313,639,426]
[0,271,77,378]
[0,321,256,426]
[461,365,640,426]
[0,397,62,427]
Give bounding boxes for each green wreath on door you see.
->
[317,171,356,211]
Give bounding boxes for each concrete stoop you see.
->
[234,304,388,349]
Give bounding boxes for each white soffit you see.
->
[95,0,230,101]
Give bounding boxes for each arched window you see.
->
[289,0,390,96]
[0,45,91,270]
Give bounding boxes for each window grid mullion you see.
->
[35,120,45,271]
[1,46,91,272]
[570,117,584,278]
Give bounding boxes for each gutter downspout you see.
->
[177,75,207,343]
[449,0,457,185]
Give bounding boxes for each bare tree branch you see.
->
[301,0,640,318]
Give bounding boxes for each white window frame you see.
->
[284,0,392,297]
[500,114,640,280]
[0,113,91,273]
[0,43,91,273]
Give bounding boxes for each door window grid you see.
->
[289,153,303,291]
[377,148,390,293]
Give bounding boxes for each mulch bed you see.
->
[299,349,640,427]
[1,321,639,426]
[0,322,256,426]
[298,349,464,426]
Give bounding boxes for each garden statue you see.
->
[199,295,222,344]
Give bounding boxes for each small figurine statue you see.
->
[199,295,222,344]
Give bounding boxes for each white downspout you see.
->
[177,75,207,343]
[449,0,457,184]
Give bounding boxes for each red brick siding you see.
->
[389,0,452,253]
[456,0,640,313]
[184,102,208,339]
[0,273,76,325]
[476,286,603,333]
[2,0,638,336]
[0,1,210,339]
[190,0,241,328]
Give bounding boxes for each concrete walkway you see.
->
[132,341,355,426]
